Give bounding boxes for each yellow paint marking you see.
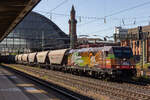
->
[26,89,47,94]
[16,84,34,87]
[24,87,47,94]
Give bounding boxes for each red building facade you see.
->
[120,25,150,62]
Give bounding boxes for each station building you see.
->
[0,11,69,55]
[78,37,119,48]
[115,25,150,62]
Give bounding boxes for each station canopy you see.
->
[0,0,40,41]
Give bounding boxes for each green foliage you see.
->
[144,63,150,69]
[10,53,17,55]
[136,62,150,69]
[42,75,48,80]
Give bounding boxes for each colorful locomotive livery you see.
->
[67,46,136,78]
[14,46,137,79]
[68,47,135,68]
[68,47,109,68]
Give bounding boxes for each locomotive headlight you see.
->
[116,66,120,69]
[131,66,134,68]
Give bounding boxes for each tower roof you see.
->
[71,5,75,12]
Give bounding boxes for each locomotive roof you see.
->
[69,47,110,53]
[103,46,112,51]
[69,46,131,53]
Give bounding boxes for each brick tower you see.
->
[69,5,77,49]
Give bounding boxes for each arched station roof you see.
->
[0,0,40,41]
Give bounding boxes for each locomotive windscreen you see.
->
[112,47,133,59]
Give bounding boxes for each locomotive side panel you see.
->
[68,48,104,68]
[68,49,90,67]
[103,48,114,69]
[93,50,104,68]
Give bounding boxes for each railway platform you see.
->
[0,66,63,100]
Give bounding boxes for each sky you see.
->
[33,0,150,40]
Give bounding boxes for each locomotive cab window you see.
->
[113,47,133,59]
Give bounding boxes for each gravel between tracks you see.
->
[3,64,150,100]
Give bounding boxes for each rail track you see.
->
[3,64,150,100]
[2,64,93,100]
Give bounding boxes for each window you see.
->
[131,41,133,48]
[134,41,136,50]
[137,41,139,47]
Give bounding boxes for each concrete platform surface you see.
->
[0,66,62,100]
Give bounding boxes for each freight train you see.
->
[14,46,137,79]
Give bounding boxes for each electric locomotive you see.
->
[14,46,136,79]
[67,46,136,78]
